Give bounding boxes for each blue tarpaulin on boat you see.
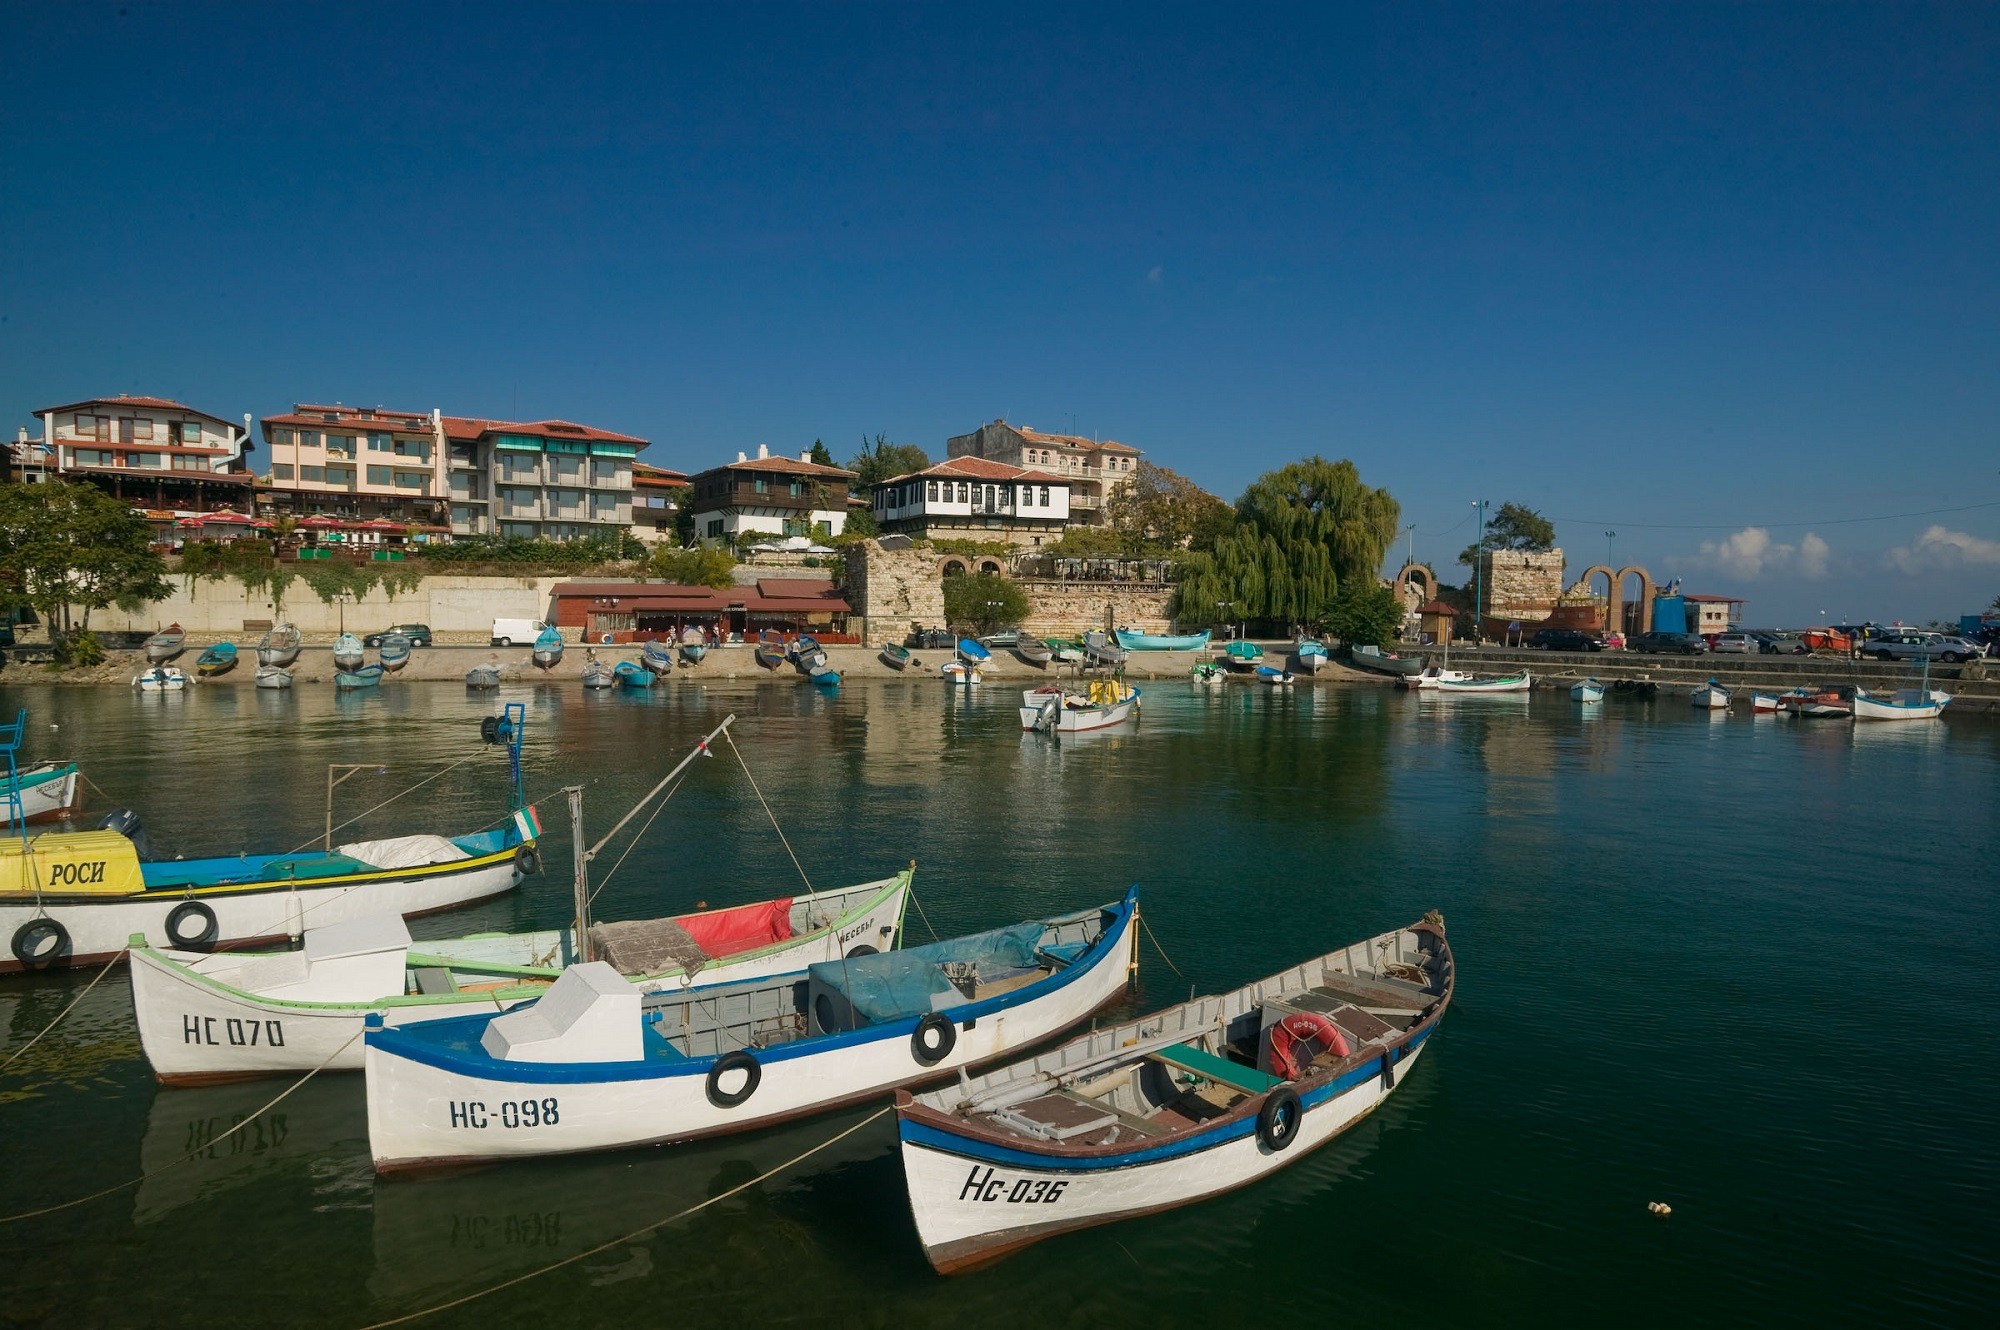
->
[808,922,1043,1023]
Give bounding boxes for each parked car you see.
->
[1529,627,1603,652]
[491,618,549,647]
[905,627,954,650]
[1711,632,1757,654]
[1602,631,1627,650]
[978,629,1022,648]
[1749,632,1805,655]
[1631,631,1708,655]
[363,624,433,648]
[1865,630,1986,663]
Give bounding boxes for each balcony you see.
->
[1068,492,1102,510]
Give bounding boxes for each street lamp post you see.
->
[1604,529,1617,568]
[1472,499,1487,645]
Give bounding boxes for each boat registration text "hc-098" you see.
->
[448,1099,561,1129]
[958,1165,1069,1205]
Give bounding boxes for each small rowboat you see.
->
[127,870,911,1083]
[335,664,385,690]
[1015,636,1054,667]
[1779,688,1851,718]
[361,892,1137,1172]
[1348,644,1427,677]
[1113,629,1211,652]
[1221,640,1263,672]
[1020,679,1140,733]
[1082,631,1126,667]
[1691,678,1730,710]
[0,756,81,827]
[134,667,187,692]
[809,665,842,688]
[895,912,1451,1273]
[333,633,365,672]
[790,633,822,662]
[1191,661,1227,686]
[143,624,186,663]
[941,662,982,686]
[755,631,788,669]
[377,633,413,672]
[1571,678,1605,703]
[797,647,828,673]
[1751,692,1780,713]
[612,661,655,690]
[465,664,501,691]
[957,638,992,666]
[255,624,302,667]
[195,642,238,677]
[1432,670,1531,694]
[1045,638,1085,665]
[531,626,565,670]
[1255,665,1294,686]
[1295,639,1330,672]
[642,640,676,675]
[1852,687,1950,721]
[880,642,914,670]
[254,666,293,690]
[581,660,615,689]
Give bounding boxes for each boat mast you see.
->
[568,785,592,964]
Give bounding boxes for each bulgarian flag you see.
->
[512,804,543,844]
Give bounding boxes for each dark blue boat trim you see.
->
[897,1025,1433,1173]
[364,890,1138,1085]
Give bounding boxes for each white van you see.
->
[491,618,549,647]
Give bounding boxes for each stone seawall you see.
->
[1016,580,1172,637]
[68,574,563,642]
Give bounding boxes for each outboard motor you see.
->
[98,807,151,859]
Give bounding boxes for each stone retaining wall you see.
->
[73,574,563,642]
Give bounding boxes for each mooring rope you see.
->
[0,948,126,1073]
[285,750,490,856]
[1139,910,1185,980]
[588,766,693,906]
[0,1028,363,1224]
[905,880,942,942]
[353,1106,892,1329]
[721,729,814,894]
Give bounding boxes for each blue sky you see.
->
[3,2,1996,624]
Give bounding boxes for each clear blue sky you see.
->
[4,2,1996,624]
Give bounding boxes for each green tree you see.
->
[1105,461,1234,552]
[809,439,835,467]
[670,486,697,546]
[1322,581,1406,647]
[648,544,737,588]
[941,572,1028,634]
[840,505,879,539]
[847,433,930,498]
[0,481,170,646]
[1459,502,1556,567]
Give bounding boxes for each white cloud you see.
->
[1145,265,1163,285]
[1884,525,2000,574]
[1696,527,1831,580]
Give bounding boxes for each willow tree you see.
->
[1172,456,1398,631]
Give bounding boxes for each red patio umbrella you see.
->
[295,515,347,529]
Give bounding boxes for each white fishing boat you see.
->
[1571,678,1605,703]
[128,870,912,1084]
[133,666,188,692]
[254,666,293,690]
[361,891,1139,1172]
[580,657,615,690]
[143,623,186,663]
[1020,680,1141,734]
[942,662,982,686]
[895,914,1452,1273]
[332,633,365,672]
[1852,687,1951,721]
[1432,670,1530,694]
[1254,665,1294,687]
[1,761,81,827]
[1294,639,1330,673]
[1751,692,1780,713]
[255,624,302,667]
[1691,678,1731,709]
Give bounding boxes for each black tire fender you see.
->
[706,1049,761,1108]
[514,845,541,877]
[911,1011,956,1067]
[165,900,219,950]
[844,943,878,959]
[1257,1085,1303,1151]
[480,715,501,744]
[11,918,70,970]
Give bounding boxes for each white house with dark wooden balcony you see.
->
[15,393,255,514]
[872,456,1071,545]
[944,419,1139,526]
[688,445,856,545]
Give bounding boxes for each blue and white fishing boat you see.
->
[957,637,992,667]
[895,913,1452,1273]
[1852,658,1951,721]
[613,661,655,690]
[1113,629,1211,652]
[133,666,187,692]
[1254,665,1294,686]
[377,633,412,672]
[1295,639,1330,673]
[809,664,842,688]
[333,633,365,672]
[195,642,238,677]
[581,658,615,690]
[532,625,565,670]
[1,710,80,827]
[335,664,385,690]
[1691,678,1730,710]
[1571,678,1605,703]
[642,640,676,675]
[791,633,822,662]
[362,892,1140,1171]
[1221,640,1263,673]
[678,627,708,664]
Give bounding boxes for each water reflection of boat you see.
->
[133,1075,366,1226]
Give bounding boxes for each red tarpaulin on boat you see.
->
[674,898,794,958]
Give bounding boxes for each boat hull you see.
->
[1853,690,1950,721]
[1571,682,1605,703]
[335,666,385,690]
[130,875,909,1082]
[1112,630,1211,652]
[1431,672,1531,694]
[254,667,293,690]
[134,668,187,692]
[465,669,500,691]
[0,762,81,826]
[1019,695,1138,733]
[363,901,1137,1171]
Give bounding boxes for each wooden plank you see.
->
[1152,1043,1282,1095]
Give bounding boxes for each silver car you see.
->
[1866,631,1985,664]
[1711,633,1757,654]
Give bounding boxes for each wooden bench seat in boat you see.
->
[1309,974,1432,1014]
[1151,1043,1283,1096]
[1270,993,1397,1045]
[412,967,458,996]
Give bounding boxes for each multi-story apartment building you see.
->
[14,394,255,513]
[944,419,1141,526]
[688,445,855,545]
[871,456,1071,545]
[441,416,648,541]
[630,462,691,544]
[258,404,448,527]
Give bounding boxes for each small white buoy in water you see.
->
[1648,1201,1672,1217]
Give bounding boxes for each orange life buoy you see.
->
[1268,1011,1351,1080]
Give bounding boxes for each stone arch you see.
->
[937,556,970,577]
[1616,566,1655,635]
[974,556,1004,575]
[1571,563,1615,631]
[1393,562,1436,614]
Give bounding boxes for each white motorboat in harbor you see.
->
[1020,680,1141,734]
[134,667,188,692]
[1852,687,1951,721]
[1571,678,1605,703]
[942,661,982,686]
[1691,678,1731,709]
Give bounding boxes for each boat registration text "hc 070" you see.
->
[184,1015,285,1047]
[449,1099,561,1129]
[959,1165,1069,1205]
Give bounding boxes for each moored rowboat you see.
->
[1112,629,1211,652]
[256,624,302,667]
[1571,678,1605,703]
[881,642,914,670]
[0,759,82,827]
[195,643,238,677]
[335,664,385,690]
[895,913,1452,1273]
[254,666,293,690]
[612,661,654,690]
[333,633,365,671]
[144,624,186,663]
[531,626,565,670]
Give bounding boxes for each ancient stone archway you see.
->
[1393,562,1436,614]
[1616,566,1655,635]
[1567,563,1654,634]
[974,557,1004,575]
[937,556,970,577]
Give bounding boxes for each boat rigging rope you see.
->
[1138,911,1185,980]
[0,1028,363,1225]
[721,728,814,895]
[284,749,491,856]
[0,948,125,1073]
[352,1106,893,1330]
[904,880,942,942]
[587,766,693,907]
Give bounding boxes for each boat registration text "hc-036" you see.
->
[448,1099,561,1129]
[958,1165,1069,1205]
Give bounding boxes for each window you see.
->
[297,431,319,449]
[327,468,354,488]
[368,433,390,451]
[788,479,801,497]
[179,422,202,444]
[272,427,294,446]
[367,466,392,485]
[706,518,724,538]
[394,472,425,491]
[75,414,106,440]
[927,480,939,502]
[137,452,164,469]
[271,464,294,480]
[301,466,326,483]
[754,477,768,493]
[130,418,154,441]
[326,435,355,457]
[1040,485,1051,506]
[957,482,969,503]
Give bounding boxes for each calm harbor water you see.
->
[1,677,1996,1327]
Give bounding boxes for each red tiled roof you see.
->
[755,578,838,598]
[36,395,240,432]
[882,456,1071,487]
[439,416,649,447]
[264,409,433,433]
[551,581,850,615]
[1417,600,1458,615]
[698,455,857,479]
[633,463,689,487]
[1013,424,1139,454]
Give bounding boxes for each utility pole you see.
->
[1605,529,1617,568]
[1473,499,1487,644]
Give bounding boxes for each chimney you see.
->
[757,443,769,460]
[736,450,747,464]
[799,450,811,464]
